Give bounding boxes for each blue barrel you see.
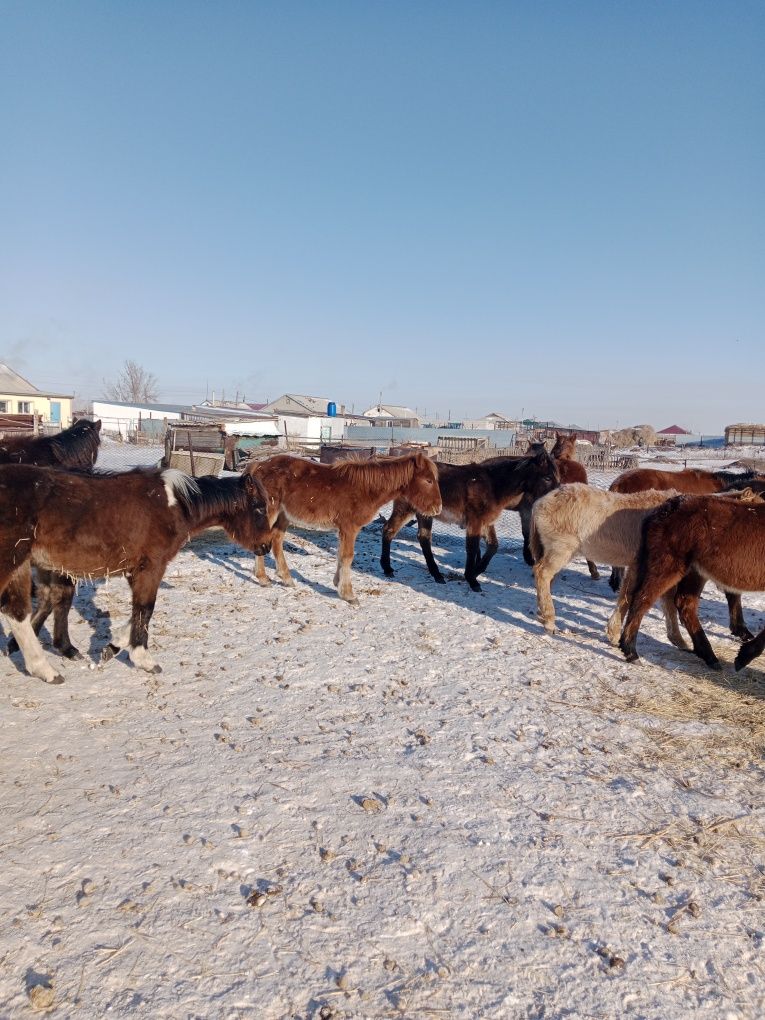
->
[327,401,337,416]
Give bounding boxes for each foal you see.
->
[620,494,765,670]
[380,447,559,592]
[0,466,272,683]
[248,452,441,604]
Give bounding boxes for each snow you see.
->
[2,452,765,1018]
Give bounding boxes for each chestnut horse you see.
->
[0,418,102,659]
[519,433,599,579]
[380,447,559,592]
[619,494,765,670]
[0,466,272,683]
[247,452,441,604]
[608,465,764,638]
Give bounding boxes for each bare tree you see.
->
[104,360,159,403]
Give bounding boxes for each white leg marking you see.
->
[4,613,63,684]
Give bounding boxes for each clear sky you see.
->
[1,1,762,432]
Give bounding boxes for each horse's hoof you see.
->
[468,582,482,593]
[433,575,446,585]
[735,628,755,642]
[589,569,601,580]
[102,643,119,662]
[150,664,162,675]
[255,576,272,588]
[707,659,723,672]
[48,674,65,685]
[382,567,394,578]
[62,647,83,660]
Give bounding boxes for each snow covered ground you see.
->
[2,450,765,1018]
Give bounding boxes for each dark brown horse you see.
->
[0,418,102,659]
[0,466,272,683]
[519,434,599,578]
[380,447,559,592]
[620,494,765,670]
[0,417,102,468]
[247,452,441,604]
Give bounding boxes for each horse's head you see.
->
[241,472,273,556]
[551,432,576,460]
[524,447,560,502]
[404,452,442,518]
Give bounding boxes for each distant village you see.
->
[2,362,764,469]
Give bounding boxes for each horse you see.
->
[619,494,765,670]
[247,452,442,605]
[0,418,102,659]
[0,466,272,683]
[380,447,559,592]
[0,417,102,468]
[519,433,599,579]
[530,483,686,646]
[607,465,765,592]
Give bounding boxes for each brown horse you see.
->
[519,433,599,579]
[0,418,102,659]
[247,452,441,604]
[380,447,559,592]
[619,494,765,670]
[608,464,764,638]
[0,466,272,683]
[0,417,102,468]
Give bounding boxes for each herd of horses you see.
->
[1,419,764,685]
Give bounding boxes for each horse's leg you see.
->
[464,524,484,592]
[674,573,721,669]
[586,558,600,580]
[103,569,162,673]
[334,527,360,605]
[253,553,271,587]
[609,567,623,593]
[606,566,632,646]
[380,502,414,577]
[533,542,577,634]
[735,628,765,671]
[46,572,81,659]
[519,501,534,566]
[475,524,499,577]
[270,512,295,587]
[620,561,687,664]
[416,516,445,584]
[661,584,688,651]
[1,561,64,684]
[726,593,753,642]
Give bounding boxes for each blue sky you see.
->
[1,1,762,431]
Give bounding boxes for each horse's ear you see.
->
[570,432,577,442]
[243,471,268,503]
[95,420,102,432]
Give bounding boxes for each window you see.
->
[0,401,7,413]
[17,401,32,414]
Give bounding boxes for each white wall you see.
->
[277,413,346,442]
[92,401,182,439]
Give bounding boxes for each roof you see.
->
[657,424,692,435]
[363,404,419,419]
[0,362,73,398]
[93,399,191,414]
[262,393,334,414]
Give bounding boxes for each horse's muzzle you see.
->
[254,542,272,557]
[429,502,443,517]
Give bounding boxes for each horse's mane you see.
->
[49,418,101,468]
[166,471,264,522]
[331,455,419,491]
[0,418,101,468]
[714,469,758,489]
